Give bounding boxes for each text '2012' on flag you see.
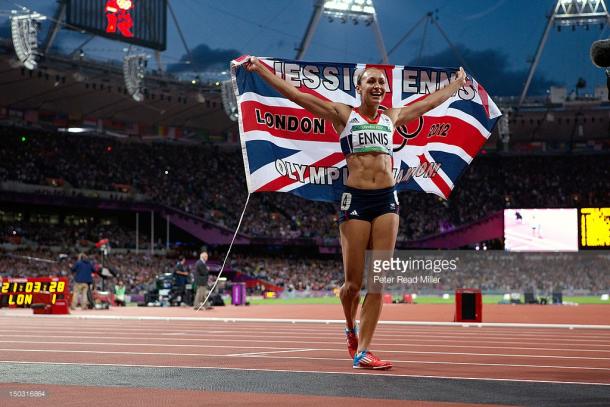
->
[231,56,501,203]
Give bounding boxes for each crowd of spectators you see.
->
[2,249,607,294]
[395,251,610,294]
[0,249,66,278]
[1,128,608,241]
[231,252,609,294]
[0,219,156,249]
[231,254,343,291]
[397,154,609,240]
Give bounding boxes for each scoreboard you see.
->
[0,277,70,314]
[579,208,610,249]
[66,0,167,51]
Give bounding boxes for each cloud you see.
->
[461,0,508,21]
[411,45,558,96]
[167,43,242,73]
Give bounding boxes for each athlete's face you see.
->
[357,69,386,105]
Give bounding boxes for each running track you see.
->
[1,314,609,406]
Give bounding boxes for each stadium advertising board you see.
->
[66,0,167,51]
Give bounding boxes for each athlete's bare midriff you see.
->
[345,152,394,189]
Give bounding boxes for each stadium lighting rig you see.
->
[324,0,375,22]
[123,53,148,102]
[9,9,47,70]
[555,0,610,26]
[296,0,388,63]
[519,0,610,105]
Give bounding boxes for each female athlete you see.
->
[246,57,466,369]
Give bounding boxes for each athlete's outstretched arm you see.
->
[387,67,467,128]
[245,57,349,128]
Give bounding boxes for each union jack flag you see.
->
[231,56,501,203]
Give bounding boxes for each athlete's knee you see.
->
[341,281,362,297]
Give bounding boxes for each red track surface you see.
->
[9,303,608,324]
[1,315,609,384]
[1,304,609,405]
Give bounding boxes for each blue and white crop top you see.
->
[339,108,394,156]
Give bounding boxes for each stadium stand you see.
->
[1,127,608,242]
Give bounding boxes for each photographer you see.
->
[172,256,189,306]
[70,253,94,311]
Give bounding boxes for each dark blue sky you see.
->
[0,0,607,96]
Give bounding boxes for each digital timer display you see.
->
[579,208,610,249]
[0,278,68,308]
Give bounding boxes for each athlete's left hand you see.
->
[455,67,467,88]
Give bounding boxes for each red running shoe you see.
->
[353,350,392,370]
[345,327,358,359]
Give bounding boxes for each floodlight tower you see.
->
[519,0,610,105]
[296,0,388,63]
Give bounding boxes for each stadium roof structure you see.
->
[0,40,236,137]
[296,0,388,63]
[519,0,610,106]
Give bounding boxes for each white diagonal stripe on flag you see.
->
[396,142,472,164]
[243,130,338,150]
[399,149,444,198]
[421,142,473,164]
[423,150,454,190]
[239,92,303,109]
[249,148,334,191]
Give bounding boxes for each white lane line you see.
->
[1,333,609,352]
[1,360,609,387]
[2,328,610,345]
[0,348,608,371]
[6,319,609,337]
[0,335,610,353]
[2,314,609,330]
[0,340,609,361]
[0,340,308,352]
[4,324,610,340]
[226,349,315,357]
[3,321,610,342]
